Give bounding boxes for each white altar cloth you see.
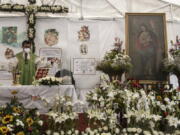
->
[0,85,78,113]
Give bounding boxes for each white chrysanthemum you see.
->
[143,131,151,135]
[136,128,142,133]
[108,91,114,98]
[7,124,14,131]
[92,93,98,100]
[127,128,136,133]
[164,97,170,102]
[16,119,24,127]
[74,130,79,135]
[60,131,65,135]
[53,132,59,135]
[132,92,140,99]
[160,105,166,111]
[46,130,51,135]
[38,120,43,126]
[115,128,120,134]
[158,131,164,135]
[67,130,72,135]
[66,101,73,106]
[98,127,102,132]
[51,77,56,81]
[103,126,108,131]
[48,112,58,119]
[85,127,91,133]
[36,111,40,116]
[101,133,111,135]
[166,116,180,128]
[152,130,159,135]
[122,128,127,133]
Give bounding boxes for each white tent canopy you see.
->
[1,0,180,21]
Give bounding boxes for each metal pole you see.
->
[105,0,124,16]
[170,4,174,21]
[80,0,83,20]
[144,3,170,12]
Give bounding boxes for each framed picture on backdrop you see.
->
[125,13,168,83]
[73,58,96,75]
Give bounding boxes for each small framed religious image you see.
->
[73,58,96,75]
[80,44,88,55]
[35,68,49,80]
[125,13,168,83]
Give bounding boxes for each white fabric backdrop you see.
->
[0,17,179,94]
[0,17,27,63]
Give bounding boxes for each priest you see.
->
[16,40,37,85]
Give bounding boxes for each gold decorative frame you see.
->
[125,13,168,84]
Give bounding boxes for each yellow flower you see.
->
[11,90,18,95]
[13,107,21,114]
[2,115,13,124]
[0,126,9,134]
[26,117,34,126]
[157,96,162,101]
[16,131,25,135]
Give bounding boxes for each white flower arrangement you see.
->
[25,5,38,13]
[166,116,180,128]
[96,42,132,81]
[1,4,12,10]
[51,6,62,12]
[13,5,25,10]
[44,95,78,134]
[40,6,51,12]
[86,75,180,134]
[29,13,35,24]
[33,76,63,86]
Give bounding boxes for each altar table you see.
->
[0,85,78,113]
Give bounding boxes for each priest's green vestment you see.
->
[16,52,37,85]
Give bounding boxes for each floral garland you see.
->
[0,0,68,52]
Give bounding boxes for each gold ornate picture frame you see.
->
[125,13,168,84]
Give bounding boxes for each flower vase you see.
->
[108,73,123,82]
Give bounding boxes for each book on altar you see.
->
[35,68,49,80]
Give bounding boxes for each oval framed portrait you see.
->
[44,29,59,46]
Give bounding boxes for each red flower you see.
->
[28,127,33,132]
[164,112,168,117]
[132,80,141,88]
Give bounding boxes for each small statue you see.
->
[114,37,123,52]
[14,72,21,85]
[170,35,180,50]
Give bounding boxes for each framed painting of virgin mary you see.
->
[125,13,168,83]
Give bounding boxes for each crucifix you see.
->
[0,0,68,52]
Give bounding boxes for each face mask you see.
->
[24,48,31,53]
